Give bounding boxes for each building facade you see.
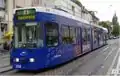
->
[0,0,7,41]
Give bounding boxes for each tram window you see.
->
[93,27,98,43]
[17,26,22,42]
[62,26,70,44]
[45,22,59,47]
[82,28,88,45]
[62,26,77,44]
[76,28,80,44]
[94,31,98,41]
[70,27,76,44]
[37,23,44,47]
[25,25,43,48]
[14,23,44,48]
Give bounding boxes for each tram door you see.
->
[82,25,91,54]
[98,29,102,47]
[92,27,99,49]
[74,27,82,56]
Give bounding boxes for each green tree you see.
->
[112,25,120,36]
[99,21,112,35]
[112,13,120,36]
[99,21,108,28]
[112,13,119,25]
[71,0,82,7]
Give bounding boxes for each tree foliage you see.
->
[99,21,112,35]
[99,13,120,37]
[99,21,109,28]
[112,13,120,36]
[112,25,120,36]
[112,13,119,25]
[71,0,82,7]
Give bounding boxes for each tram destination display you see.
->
[15,8,36,20]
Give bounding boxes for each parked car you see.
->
[113,37,117,39]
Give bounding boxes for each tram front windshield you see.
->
[14,22,43,48]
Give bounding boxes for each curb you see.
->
[0,66,13,74]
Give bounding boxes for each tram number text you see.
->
[15,65,21,68]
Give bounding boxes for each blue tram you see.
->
[10,7,108,70]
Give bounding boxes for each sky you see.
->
[80,0,120,23]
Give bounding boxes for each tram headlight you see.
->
[29,58,35,62]
[15,58,19,62]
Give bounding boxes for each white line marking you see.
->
[107,48,120,75]
[99,46,109,54]
[116,56,120,69]
[113,55,120,76]
[104,48,115,61]
[111,69,118,75]
[103,47,109,52]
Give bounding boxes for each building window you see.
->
[0,23,7,32]
[4,0,7,12]
[1,24,4,32]
[72,6,75,15]
[16,6,22,8]
[32,0,40,6]
[4,24,7,31]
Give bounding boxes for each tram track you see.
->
[89,47,119,75]
[66,43,114,75]
[66,40,118,75]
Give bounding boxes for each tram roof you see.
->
[14,7,90,24]
[93,24,108,33]
[14,7,107,32]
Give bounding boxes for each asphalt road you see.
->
[1,38,120,75]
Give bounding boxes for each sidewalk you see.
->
[0,52,10,67]
[0,42,10,55]
[0,49,9,54]
[0,52,12,73]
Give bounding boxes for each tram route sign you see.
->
[17,15,35,20]
[16,8,36,15]
[15,8,36,20]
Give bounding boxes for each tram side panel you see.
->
[44,17,83,67]
[102,32,107,45]
[92,26,108,50]
[98,29,106,47]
